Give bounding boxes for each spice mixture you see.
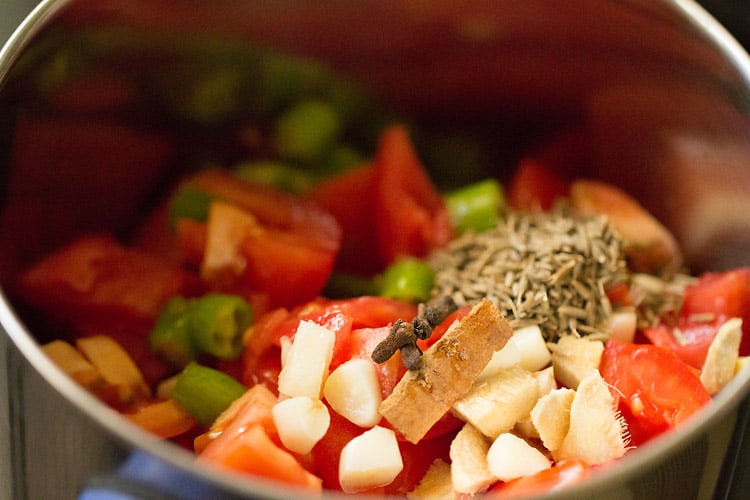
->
[429,208,630,342]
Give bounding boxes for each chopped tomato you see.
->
[605,282,634,308]
[307,164,381,275]
[311,405,367,491]
[241,308,289,391]
[16,234,203,336]
[200,424,322,492]
[599,339,711,445]
[487,459,589,498]
[681,268,750,356]
[372,125,454,266]
[4,115,172,276]
[198,385,322,491]
[507,159,569,211]
[643,268,750,368]
[184,168,341,308]
[334,296,418,329]
[642,322,715,371]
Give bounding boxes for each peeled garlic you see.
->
[272,396,330,454]
[324,358,382,427]
[486,432,551,482]
[339,426,403,493]
[277,320,336,398]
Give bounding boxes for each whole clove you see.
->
[371,296,458,371]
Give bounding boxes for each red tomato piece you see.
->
[199,385,322,491]
[186,168,341,308]
[599,339,711,445]
[681,268,750,356]
[333,296,418,330]
[307,164,381,275]
[311,405,367,492]
[372,125,454,266]
[487,459,589,498]
[239,227,339,308]
[643,268,750,368]
[17,234,202,330]
[642,322,714,370]
[200,424,322,491]
[507,159,570,211]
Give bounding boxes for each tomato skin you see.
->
[681,268,750,356]
[307,165,381,275]
[487,459,589,498]
[311,405,368,491]
[642,322,715,370]
[239,228,338,309]
[507,159,570,211]
[599,339,711,445]
[186,168,342,308]
[643,268,750,369]
[17,234,202,325]
[372,125,454,266]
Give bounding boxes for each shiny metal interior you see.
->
[1,0,750,499]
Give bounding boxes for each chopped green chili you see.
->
[148,296,197,368]
[274,99,341,163]
[167,184,215,230]
[171,362,247,426]
[378,258,435,303]
[188,293,252,360]
[444,178,504,234]
[149,293,252,365]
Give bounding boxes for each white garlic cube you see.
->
[272,396,330,454]
[324,358,382,428]
[512,325,552,372]
[277,320,336,398]
[486,432,550,482]
[339,426,403,493]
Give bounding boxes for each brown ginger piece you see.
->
[378,298,512,444]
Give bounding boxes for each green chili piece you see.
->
[378,258,435,303]
[188,293,252,360]
[167,184,215,230]
[148,296,197,368]
[171,362,247,426]
[274,99,341,162]
[444,178,504,234]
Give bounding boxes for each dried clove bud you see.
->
[371,296,457,371]
[424,296,457,327]
[372,319,417,364]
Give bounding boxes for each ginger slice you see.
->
[406,459,455,499]
[701,318,742,395]
[379,299,512,444]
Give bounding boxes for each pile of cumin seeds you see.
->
[428,209,629,342]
